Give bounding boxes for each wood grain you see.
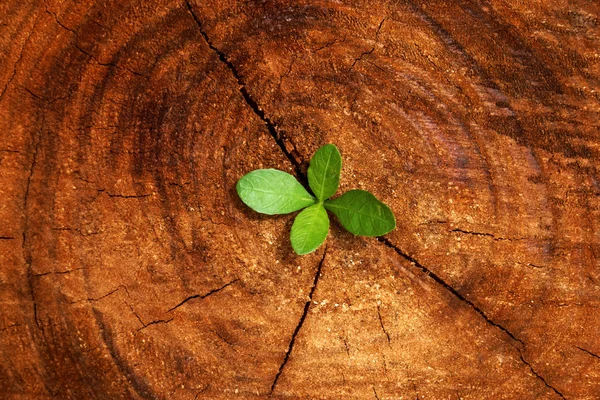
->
[1,0,599,398]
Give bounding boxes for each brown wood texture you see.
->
[1,0,600,399]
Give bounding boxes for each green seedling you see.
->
[236,144,396,255]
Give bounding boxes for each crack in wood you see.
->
[378,237,524,345]
[450,228,526,241]
[136,318,174,332]
[379,237,568,398]
[46,6,144,77]
[69,285,128,305]
[184,0,305,183]
[23,122,43,331]
[269,248,327,396]
[575,346,600,361]
[376,304,391,344]
[372,385,380,400]
[349,17,384,71]
[167,279,238,313]
[0,13,39,103]
[519,353,566,399]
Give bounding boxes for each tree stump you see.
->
[1,1,599,399]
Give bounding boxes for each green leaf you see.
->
[236,169,316,215]
[290,203,329,255]
[307,144,342,201]
[324,190,395,236]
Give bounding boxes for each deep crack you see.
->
[23,122,43,331]
[450,228,526,241]
[376,304,391,344]
[167,280,238,313]
[378,237,569,397]
[372,386,381,400]
[269,248,327,395]
[575,346,600,361]
[184,0,304,181]
[519,353,566,399]
[377,237,523,345]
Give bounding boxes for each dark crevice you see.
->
[376,304,391,344]
[575,346,600,361]
[0,323,21,332]
[184,0,304,181]
[450,228,526,241]
[377,237,524,346]
[375,18,386,39]
[269,248,327,396]
[69,285,127,304]
[106,193,152,199]
[0,236,15,240]
[379,237,567,397]
[167,279,238,313]
[342,336,350,356]
[0,14,38,103]
[23,123,43,331]
[47,7,144,77]
[72,43,144,77]
[373,386,381,400]
[519,353,566,399]
[313,37,341,52]
[349,47,375,71]
[136,318,174,332]
[349,18,384,71]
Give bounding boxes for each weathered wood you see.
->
[1,0,599,398]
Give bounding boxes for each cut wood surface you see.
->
[1,0,599,399]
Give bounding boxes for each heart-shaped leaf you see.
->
[236,169,316,215]
[324,190,395,236]
[307,144,342,201]
[290,203,329,255]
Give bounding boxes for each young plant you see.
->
[236,144,396,255]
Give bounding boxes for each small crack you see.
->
[342,336,350,357]
[46,7,143,77]
[379,237,568,398]
[0,236,15,240]
[376,304,391,344]
[372,386,381,400]
[519,352,566,399]
[136,317,174,332]
[575,346,600,361]
[349,18,385,71]
[72,43,144,77]
[167,279,238,313]
[212,329,236,347]
[69,285,127,304]
[313,36,346,53]
[377,237,523,346]
[23,120,43,331]
[0,323,21,332]
[349,47,375,71]
[193,384,211,399]
[184,0,304,181]
[126,302,176,333]
[106,192,152,199]
[450,228,526,241]
[0,13,39,103]
[269,247,327,396]
[375,18,386,40]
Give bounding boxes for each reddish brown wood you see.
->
[1,0,599,398]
